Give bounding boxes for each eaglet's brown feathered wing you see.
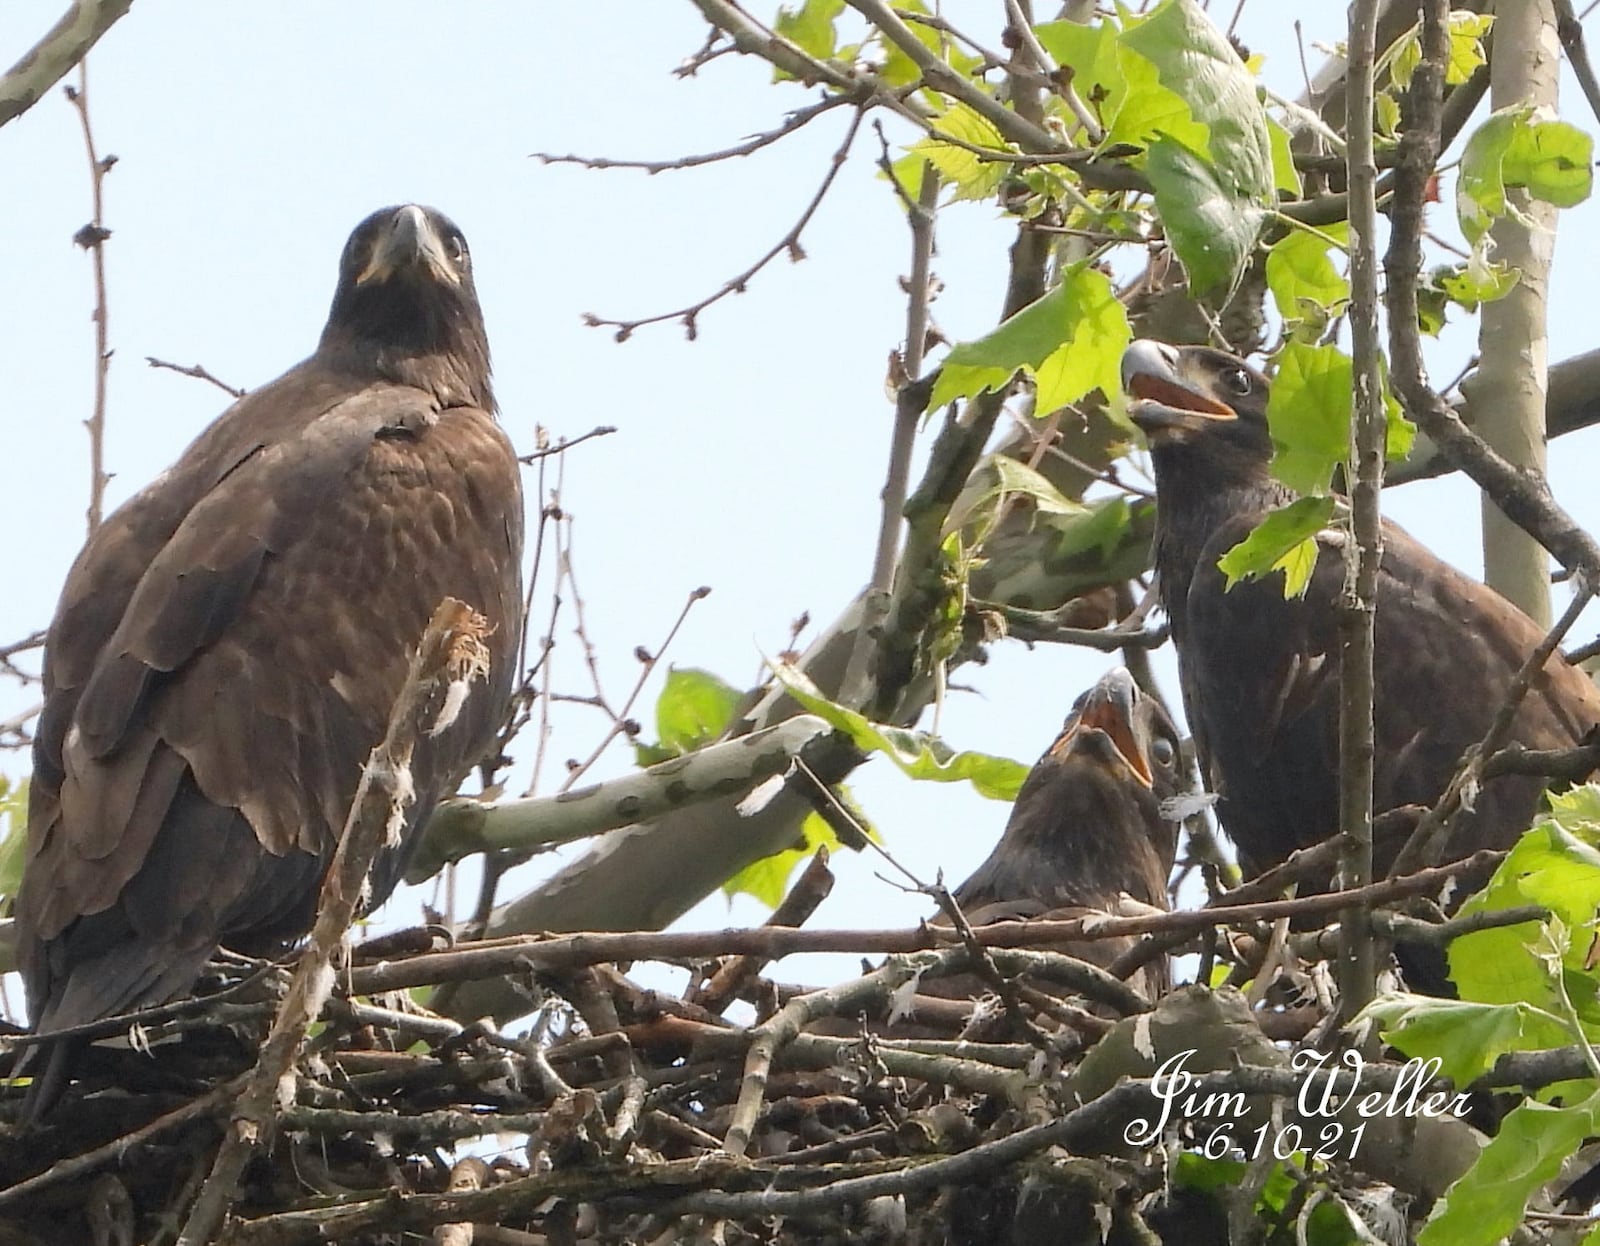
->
[1123,338,1600,887]
[15,205,524,1114]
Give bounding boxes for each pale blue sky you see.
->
[2,2,1598,1009]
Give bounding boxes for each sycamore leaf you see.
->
[772,662,1028,800]
[1362,992,1574,1087]
[1145,138,1265,297]
[1391,11,1494,90]
[1266,342,1353,495]
[1458,106,1594,243]
[929,265,1130,414]
[1266,117,1302,197]
[1265,224,1350,321]
[634,667,743,766]
[1120,0,1273,198]
[1420,1090,1600,1246]
[1438,256,1519,309]
[1121,0,1273,294]
[1450,814,1600,1006]
[910,103,1013,203]
[723,812,838,908]
[1216,496,1335,597]
[946,455,1086,537]
[772,0,844,80]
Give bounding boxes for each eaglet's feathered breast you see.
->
[16,206,525,1106]
[1123,338,1600,884]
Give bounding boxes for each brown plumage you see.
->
[16,205,524,1113]
[1123,338,1600,885]
[942,665,1186,1000]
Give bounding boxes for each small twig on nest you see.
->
[690,846,836,1014]
[723,948,957,1156]
[0,1077,242,1207]
[144,356,246,398]
[176,598,493,1246]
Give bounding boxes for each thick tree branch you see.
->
[1384,0,1600,590]
[1465,0,1561,624]
[0,0,131,130]
[406,714,837,880]
[1336,0,1384,1019]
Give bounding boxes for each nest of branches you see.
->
[2,827,1578,1246]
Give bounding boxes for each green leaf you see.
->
[947,455,1087,537]
[929,265,1131,415]
[1266,341,1352,495]
[1362,992,1574,1087]
[1121,0,1272,294]
[1216,496,1335,597]
[723,812,838,908]
[874,0,979,88]
[0,776,28,908]
[1419,1090,1600,1246]
[910,102,1013,203]
[773,0,844,75]
[772,662,1029,800]
[1451,815,1600,1005]
[1391,12,1493,90]
[1457,106,1594,243]
[647,667,743,759]
[1120,0,1273,196]
[1438,253,1519,309]
[1265,223,1350,322]
[1145,137,1265,297]
[1266,116,1302,197]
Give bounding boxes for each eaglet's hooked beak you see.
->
[1121,338,1239,437]
[1048,666,1154,788]
[357,205,459,287]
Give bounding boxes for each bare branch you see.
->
[583,108,865,341]
[516,424,616,464]
[533,91,862,173]
[350,849,1505,998]
[144,356,245,399]
[66,65,114,535]
[0,0,131,130]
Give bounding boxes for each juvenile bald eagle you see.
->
[1122,338,1600,883]
[948,666,1185,997]
[16,205,525,1114]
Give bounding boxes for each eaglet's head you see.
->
[321,204,492,409]
[1122,339,1274,487]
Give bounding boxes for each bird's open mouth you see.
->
[1125,371,1236,420]
[1052,694,1153,788]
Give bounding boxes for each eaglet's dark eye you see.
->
[1220,367,1252,397]
[446,233,467,264]
[1150,735,1177,767]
